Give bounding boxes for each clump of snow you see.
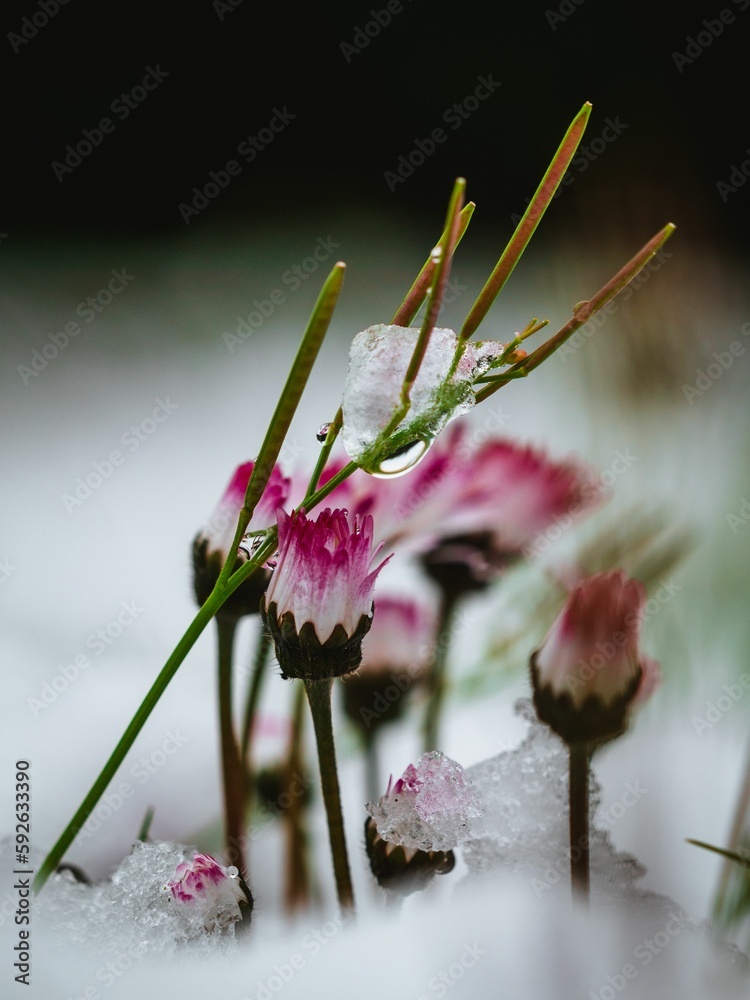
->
[366,750,481,852]
[340,324,500,470]
[462,699,656,900]
[32,840,246,958]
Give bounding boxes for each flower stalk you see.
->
[568,741,591,903]
[216,615,247,873]
[304,677,355,914]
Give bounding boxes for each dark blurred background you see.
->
[1,0,747,250]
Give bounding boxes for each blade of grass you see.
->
[391,201,475,327]
[460,102,592,342]
[475,222,676,403]
[34,265,347,894]
[216,261,346,592]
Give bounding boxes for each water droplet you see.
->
[371,437,432,478]
[316,422,331,443]
[430,245,443,264]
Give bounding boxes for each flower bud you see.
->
[530,569,660,744]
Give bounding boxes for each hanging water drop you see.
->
[316,423,331,443]
[371,437,433,478]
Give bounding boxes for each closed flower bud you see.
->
[530,569,661,745]
[192,461,290,619]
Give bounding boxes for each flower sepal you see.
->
[264,602,374,680]
[531,651,643,745]
[364,816,455,897]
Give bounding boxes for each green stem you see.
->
[33,250,363,898]
[569,741,590,904]
[460,102,591,342]
[216,616,246,873]
[283,682,312,914]
[422,592,459,753]
[33,537,274,894]
[363,730,380,805]
[216,261,346,593]
[305,407,343,500]
[303,678,355,914]
[240,625,272,773]
[391,201,475,327]
[475,222,676,404]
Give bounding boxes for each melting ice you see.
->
[340,324,501,475]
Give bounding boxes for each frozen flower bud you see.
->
[341,324,502,477]
[261,508,391,680]
[163,852,253,930]
[364,815,455,897]
[366,751,481,853]
[530,569,661,745]
[192,461,290,619]
[341,596,436,736]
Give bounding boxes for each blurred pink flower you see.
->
[323,420,604,591]
[531,569,661,744]
[341,595,436,735]
[359,595,436,677]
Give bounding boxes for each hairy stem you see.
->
[569,741,590,904]
[216,615,247,873]
[304,678,355,914]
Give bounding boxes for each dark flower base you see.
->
[530,651,642,746]
[262,603,373,680]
